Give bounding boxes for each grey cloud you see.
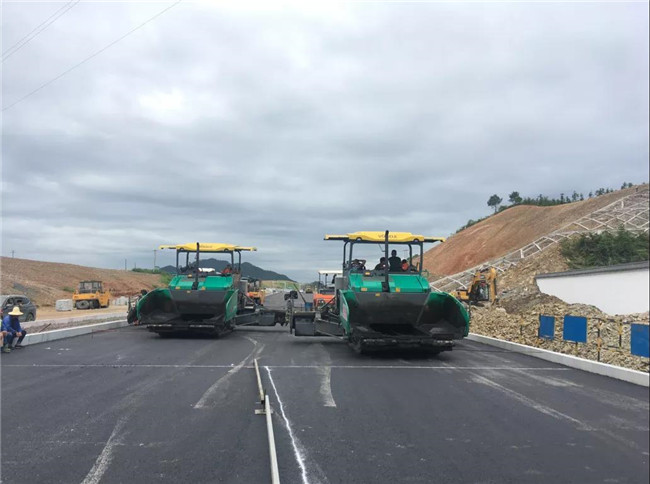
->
[2,2,648,281]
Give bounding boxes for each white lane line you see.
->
[194,338,264,409]
[264,365,570,371]
[3,364,249,369]
[80,416,128,484]
[471,374,593,431]
[4,364,570,371]
[265,366,311,484]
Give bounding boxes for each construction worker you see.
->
[2,306,27,351]
[388,250,401,272]
[374,257,387,271]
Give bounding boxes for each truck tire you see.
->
[76,300,90,310]
[25,312,35,322]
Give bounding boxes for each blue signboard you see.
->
[563,315,587,343]
[631,324,650,358]
[538,315,555,340]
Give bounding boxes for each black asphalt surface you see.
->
[1,303,649,483]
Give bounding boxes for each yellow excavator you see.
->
[450,267,498,305]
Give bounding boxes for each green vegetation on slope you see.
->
[560,229,649,269]
[456,182,640,234]
[131,268,172,286]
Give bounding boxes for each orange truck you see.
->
[313,270,342,309]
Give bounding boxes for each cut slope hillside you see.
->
[0,257,165,307]
[423,185,647,276]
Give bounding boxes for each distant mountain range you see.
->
[160,258,293,281]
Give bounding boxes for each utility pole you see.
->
[124,259,127,270]
[11,250,15,258]
[153,249,157,269]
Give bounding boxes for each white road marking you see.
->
[80,416,128,484]
[512,370,582,388]
[5,364,572,371]
[471,374,593,431]
[3,364,248,369]
[194,338,264,409]
[317,365,336,408]
[315,344,336,408]
[265,367,312,484]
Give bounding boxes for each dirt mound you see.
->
[0,257,164,307]
[423,186,643,276]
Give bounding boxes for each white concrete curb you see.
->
[467,333,649,387]
[24,320,129,346]
[29,311,127,328]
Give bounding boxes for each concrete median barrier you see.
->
[468,333,649,387]
[24,320,129,346]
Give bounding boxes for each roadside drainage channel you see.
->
[24,320,130,345]
[254,358,281,484]
[467,333,649,387]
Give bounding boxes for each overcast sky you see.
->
[1,1,648,281]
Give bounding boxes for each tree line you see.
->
[456,182,638,234]
[487,182,636,213]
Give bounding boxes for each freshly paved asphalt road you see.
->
[1,319,648,483]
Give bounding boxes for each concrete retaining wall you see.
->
[467,333,649,387]
[24,320,129,345]
[535,261,649,315]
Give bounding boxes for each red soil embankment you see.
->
[424,186,645,276]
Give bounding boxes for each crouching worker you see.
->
[2,306,27,352]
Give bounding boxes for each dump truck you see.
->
[289,231,470,353]
[133,243,258,336]
[73,281,111,309]
[450,267,498,305]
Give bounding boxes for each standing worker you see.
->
[2,306,27,352]
[388,250,402,272]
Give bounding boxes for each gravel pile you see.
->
[469,245,649,373]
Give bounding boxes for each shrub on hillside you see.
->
[560,229,649,269]
[131,268,172,286]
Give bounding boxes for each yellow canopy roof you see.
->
[324,232,445,243]
[159,243,257,252]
